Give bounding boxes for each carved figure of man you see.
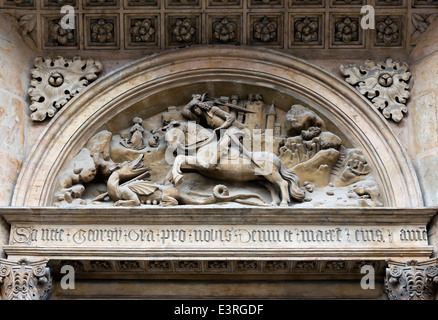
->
[181,93,250,169]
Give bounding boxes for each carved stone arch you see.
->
[12,46,423,207]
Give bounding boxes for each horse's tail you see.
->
[278,161,306,202]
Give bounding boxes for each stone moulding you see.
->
[1,207,435,261]
[11,46,423,208]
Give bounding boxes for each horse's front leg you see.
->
[168,154,185,186]
[169,155,197,186]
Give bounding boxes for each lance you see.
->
[203,96,257,114]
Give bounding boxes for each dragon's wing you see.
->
[127,180,158,195]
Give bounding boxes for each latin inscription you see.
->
[10,225,427,247]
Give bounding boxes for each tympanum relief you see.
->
[54,93,382,208]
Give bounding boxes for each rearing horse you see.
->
[164,121,306,207]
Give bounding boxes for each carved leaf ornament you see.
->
[340,58,411,122]
[385,259,438,300]
[28,56,103,121]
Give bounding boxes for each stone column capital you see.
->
[0,258,51,300]
[385,258,438,300]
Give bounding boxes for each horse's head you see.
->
[164,121,187,147]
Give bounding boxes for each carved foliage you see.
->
[340,58,411,122]
[292,16,321,46]
[250,15,282,46]
[334,17,359,44]
[48,18,77,47]
[212,18,237,43]
[0,259,51,300]
[28,56,103,121]
[411,13,437,45]
[385,259,438,300]
[376,16,401,46]
[3,12,37,49]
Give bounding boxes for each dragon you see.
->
[102,154,270,207]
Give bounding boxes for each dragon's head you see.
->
[110,154,150,180]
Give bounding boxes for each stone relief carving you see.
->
[28,56,103,121]
[90,18,115,44]
[171,18,197,43]
[340,58,411,122]
[294,16,319,44]
[335,17,359,43]
[253,16,278,43]
[53,92,382,208]
[385,259,438,300]
[4,4,424,52]
[0,259,51,300]
[376,16,400,45]
[212,18,237,43]
[3,12,37,50]
[49,18,76,46]
[411,13,437,45]
[49,259,385,275]
[4,0,35,7]
[130,18,156,43]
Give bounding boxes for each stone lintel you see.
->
[1,207,436,262]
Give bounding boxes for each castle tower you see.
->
[274,122,281,136]
[266,104,276,131]
[244,93,265,130]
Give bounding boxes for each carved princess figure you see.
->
[120,117,146,150]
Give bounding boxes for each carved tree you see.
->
[28,56,103,121]
[340,58,411,122]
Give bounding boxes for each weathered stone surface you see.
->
[0,218,9,259]
[0,12,34,208]
[0,258,51,300]
[2,207,434,261]
[408,19,438,208]
[11,47,423,209]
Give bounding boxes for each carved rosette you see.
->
[340,58,411,122]
[385,259,438,300]
[28,56,103,121]
[0,259,51,300]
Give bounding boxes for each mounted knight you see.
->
[164,93,306,206]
